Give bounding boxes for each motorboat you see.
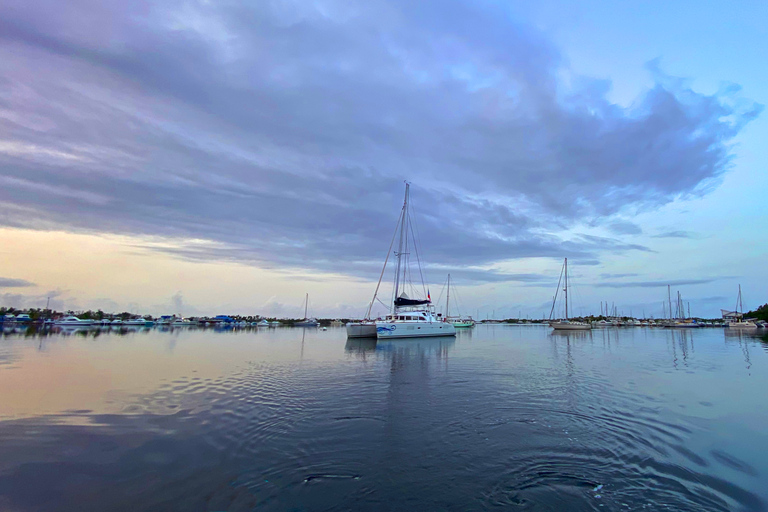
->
[54,316,94,326]
[257,319,270,327]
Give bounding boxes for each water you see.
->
[1,324,767,511]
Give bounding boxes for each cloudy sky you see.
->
[1,0,765,318]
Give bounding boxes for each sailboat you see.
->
[663,286,700,328]
[375,183,456,339]
[549,258,591,331]
[722,285,757,329]
[294,293,319,327]
[445,274,475,328]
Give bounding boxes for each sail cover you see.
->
[394,292,430,307]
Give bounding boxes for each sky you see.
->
[0,0,766,319]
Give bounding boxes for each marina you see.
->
[0,324,766,510]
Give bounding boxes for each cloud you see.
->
[599,273,639,279]
[0,0,760,281]
[606,221,643,235]
[0,277,35,288]
[651,230,701,239]
[594,278,719,288]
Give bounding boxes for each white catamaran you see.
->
[549,258,591,331]
[722,285,757,329]
[374,183,456,339]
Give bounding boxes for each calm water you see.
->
[1,324,767,511]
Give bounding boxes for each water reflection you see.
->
[0,326,765,511]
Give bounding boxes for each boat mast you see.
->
[393,183,409,310]
[667,285,673,321]
[737,284,743,315]
[304,293,308,320]
[564,258,568,320]
[446,274,451,317]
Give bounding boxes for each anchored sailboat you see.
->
[445,274,475,328]
[295,293,319,327]
[374,183,456,339]
[722,285,757,329]
[549,258,591,331]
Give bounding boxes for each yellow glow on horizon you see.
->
[0,228,373,316]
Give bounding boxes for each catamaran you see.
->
[722,285,757,329]
[549,258,591,331]
[374,183,455,339]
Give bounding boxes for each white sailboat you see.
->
[295,293,319,327]
[723,285,757,329]
[549,258,591,331]
[375,183,456,339]
[445,274,474,328]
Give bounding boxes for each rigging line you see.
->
[365,207,403,319]
[407,210,428,299]
[549,262,565,320]
[434,275,449,315]
[406,194,428,299]
[375,296,389,310]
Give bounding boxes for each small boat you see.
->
[111,319,124,326]
[257,319,270,327]
[295,293,320,327]
[123,318,146,326]
[14,314,32,323]
[173,318,197,327]
[270,321,281,327]
[54,316,93,326]
[445,274,475,328]
[549,258,591,331]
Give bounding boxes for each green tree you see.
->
[744,303,768,322]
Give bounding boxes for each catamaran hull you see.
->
[346,323,377,338]
[376,322,456,338]
[726,322,757,329]
[550,322,592,331]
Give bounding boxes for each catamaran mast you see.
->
[393,183,409,309]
